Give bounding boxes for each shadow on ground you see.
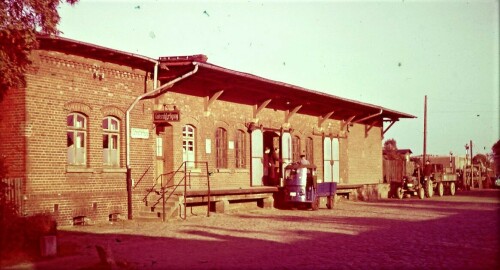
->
[4,190,499,270]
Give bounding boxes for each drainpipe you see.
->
[153,61,158,89]
[125,62,199,220]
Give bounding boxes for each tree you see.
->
[473,153,490,167]
[492,140,500,176]
[493,140,500,156]
[0,0,78,101]
[383,138,398,151]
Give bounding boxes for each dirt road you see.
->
[7,190,499,270]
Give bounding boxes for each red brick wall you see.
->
[0,79,28,210]
[2,50,156,225]
[0,84,27,182]
[346,123,383,184]
[155,92,381,188]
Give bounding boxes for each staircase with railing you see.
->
[136,161,210,221]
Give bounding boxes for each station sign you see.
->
[153,110,180,123]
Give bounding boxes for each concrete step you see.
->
[136,210,160,219]
[138,190,182,221]
[134,215,163,222]
[138,202,180,221]
[136,207,179,221]
[141,201,176,211]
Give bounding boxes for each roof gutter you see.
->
[125,62,199,220]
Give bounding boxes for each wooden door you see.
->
[251,129,263,186]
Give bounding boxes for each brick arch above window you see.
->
[181,116,200,126]
[292,128,305,136]
[234,123,248,133]
[214,120,230,130]
[64,101,92,115]
[101,106,125,119]
[215,127,228,168]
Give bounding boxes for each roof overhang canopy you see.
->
[35,36,415,126]
[158,56,415,125]
[37,35,157,71]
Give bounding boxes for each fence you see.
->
[383,159,405,183]
[1,177,23,214]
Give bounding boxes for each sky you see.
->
[56,0,499,157]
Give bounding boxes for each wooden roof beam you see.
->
[204,90,224,111]
[318,111,334,127]
[285,105,302,123]
[341,115,356,131]
[253,99,272,118]
[365,120,379,136]
[382,119,398,136]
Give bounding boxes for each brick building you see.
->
[0,36,414,225]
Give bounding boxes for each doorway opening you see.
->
[263,131,280,186]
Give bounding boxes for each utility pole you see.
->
[423,95,427,164]
[470,140,475,189]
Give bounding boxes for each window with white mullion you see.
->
[102,116,120,166]
[216,128,227,168]
[182,125,196,168]
[67,113,87,165]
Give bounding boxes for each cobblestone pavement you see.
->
[8,190,500,270]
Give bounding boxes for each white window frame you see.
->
[67,113,87,165]
[102,116,120,167]
[182,125,196,168]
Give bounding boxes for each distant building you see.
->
[383,149,413,183]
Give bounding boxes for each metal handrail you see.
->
[181,161,210,220]
[150,162,196,220]
[141,172,170,203]
[132,165,152,189]
[156,161,210,221]
[142,162,187,203]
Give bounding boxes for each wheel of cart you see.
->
[418,187,425,199]
[317,182,337,209]
[437,182,444,197]
[449,182,456,196]
[326,195,334,209]
[311,196,320,210]
[396,186,404,199]
[425,179,434,198]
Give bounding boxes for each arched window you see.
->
[215,127,228,168]
[103,116,120,166]
[182,125,196,168]
[235,130,246,168]
[292,136,301,163]
[67,113,87,165]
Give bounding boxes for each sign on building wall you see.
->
[153,110,180,123]
[206,139,211,154]
[131,128,150,139]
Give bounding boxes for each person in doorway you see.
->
[263,147,272,185]
[299,153,310,165]
[270,147,280,185]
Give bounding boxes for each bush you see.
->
[0,212,57,263]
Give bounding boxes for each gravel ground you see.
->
[6,189,499,270]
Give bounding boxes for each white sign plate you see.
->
[131,128,149,139]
